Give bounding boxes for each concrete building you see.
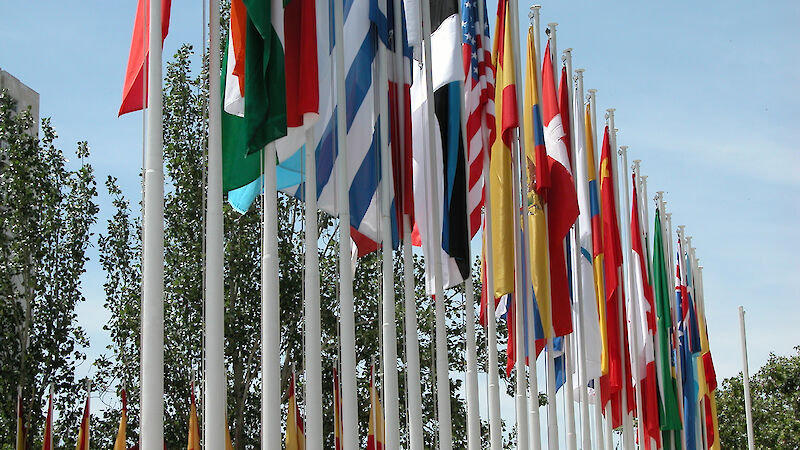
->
[0,68,40,136]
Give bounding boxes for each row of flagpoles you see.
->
[9,0,732,449]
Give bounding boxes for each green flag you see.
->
[652,209,682,437]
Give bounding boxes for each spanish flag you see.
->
[187,382,200,450]
[16,387,26,450]
[488,0,518,298]
[286,369,306,450]
[366,365,385,450]
[333,367,343,450]
[113,389,127,450]
[75,389,90,450]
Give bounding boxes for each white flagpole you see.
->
[403,216,425,450]
[141,0,165,445]
[391,2,423,446]
[573,65,593,450]
[482,117,504,450]
[607,109,633,450]
[457,27,481,450]
[527,7,544,450]
[261,143,281,450]
[205,0,226,448]
[477,2,503,448]
[508,0,531,446]
[377,33,401,450]
[544,22,561,450]
[624,153,646,449]
[304,131,323,449]
[333,0,358,444]
[561,48,579,450]
[418,0,453,445]
[741,309,756,450]
[588,88,610,450]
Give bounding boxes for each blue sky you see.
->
[2,0,798,433]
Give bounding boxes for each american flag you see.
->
[461,0,495,238]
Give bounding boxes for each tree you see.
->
[717,346,800,449]
[0,90,98,448]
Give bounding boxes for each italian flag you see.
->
[222,0,318,193]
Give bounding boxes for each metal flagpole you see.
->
[544,22,561,450]
[392,1,423,446]
[418,0,453,444]
[456,18,481,450]
[588,88,610,450]
[304,129,322,449]
[141,0,165,445]
[573,66,593,450]
[624,154,646,449]
[205,0,225,448]
[508,0,531,446]
[261,142,281,450]
[377,32,401,450]
[527,7,544,450]
[333,0,358,444]
[607,109,632,450]
[561,48,579,450]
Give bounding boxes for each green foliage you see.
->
[717,346,800,449]
[0,90,98,448]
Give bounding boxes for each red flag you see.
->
[537,42,578,337]
[43,388,54,450]
[75,391,90,450]
[118,0,172,116]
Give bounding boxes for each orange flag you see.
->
[75,389,90,450]
[333,367,343,450]
[366,365,385,450]
[187,382,201,450]
[286,370,306,450]
[113,389,128,450]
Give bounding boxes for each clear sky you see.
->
[1,0,798,434]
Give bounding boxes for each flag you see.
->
[366,365,385,450]
[411,0,469,292]
[42,386,53,450]
[694,256,719,450]
[118,0,172,116]
[572,76,603,387]
[16,388,25,450]
[75,389,90,450]
[333,367,343,450]
[113,389,128,450]
[583,103,609,379]
[598,125,634,427]
[651,209,682,436]
[536,41,578,337]
[187,382,200,450]
[462,0,495,238]
[226,417,235,450]
[487,0,517,299]
[286,370,306,450]
[223,0,319,197]
[676,240,699,450]
[521,25,549,361]
[630,176,662,449]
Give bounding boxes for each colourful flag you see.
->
[537,41,578,337]
[118,0,172,116]
[113,389,128,450]
[286,370,306,450]
[630,176,662,449]
[333,367,343,450]
[226,416,235,450]
[411,0,470,292]
[651,209,682,437]
[42,386,53,450]
[367,365,385,450]
[693,255,719,450]
[75,390,90,450]
[16,388,26,450]
[676,241,699,450]
[187,382,200,450]
[572,83,603,387]
[521,25,550,359]
[461,0,495,238]
[598,125,634,427]
[487,0,517,298]
[584,104,609,378]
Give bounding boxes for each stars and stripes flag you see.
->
[461,0,495,238]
